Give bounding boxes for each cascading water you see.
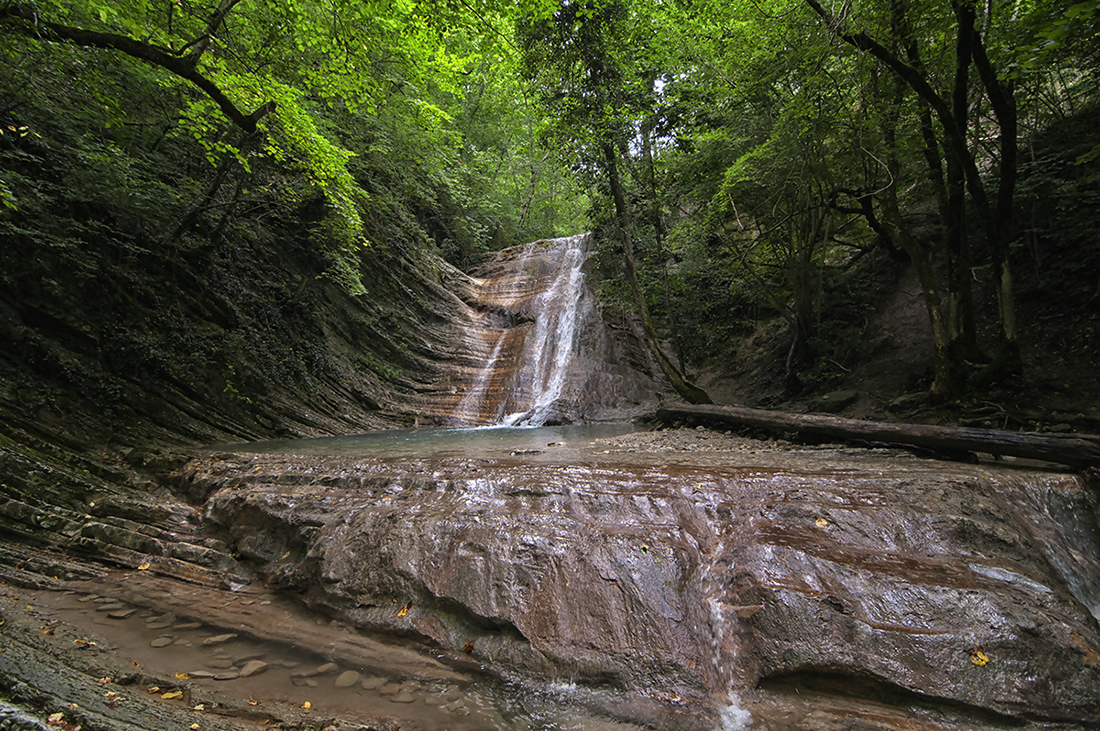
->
[450,233,598,427]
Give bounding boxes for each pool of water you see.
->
[218,423,639,461]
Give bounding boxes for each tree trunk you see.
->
[654,404,1100,470]
[603,143,711,404]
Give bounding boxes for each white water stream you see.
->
[452,233,595,427]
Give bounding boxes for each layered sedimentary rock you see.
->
[424,234,656,426]
[181,431,1100,729]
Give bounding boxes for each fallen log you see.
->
[654,404,1100,470]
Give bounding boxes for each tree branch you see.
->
[0,3,273,133]
[803,0,992,223]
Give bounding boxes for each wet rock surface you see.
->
[170,428,1100,729]
[2,427,1098,730]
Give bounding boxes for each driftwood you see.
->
[654,404,1100,471]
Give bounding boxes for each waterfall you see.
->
[450,233,595,427]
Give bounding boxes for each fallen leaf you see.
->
[97,677,111,685]
[193,704,204,711]
[397,603,410,618]
[815,517,829,528]
[147,687,160,694]
[47,713,64,725]
[137,562,151,571]
[301,701,311,710]
[175,673,190,680]
[162,690,183,700]
[969,644,990,666]
[247,699,260,706]
[463,641,474,654]
[190,724,200,729]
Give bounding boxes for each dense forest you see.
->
[2,0,1099,436]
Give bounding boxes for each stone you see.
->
[238,660,268,678]
[201,633,237,646]
[334,670,360,688]
[392,691,415,703]
[314,662,338,675]
[107,608,137,619]
[150,636,174,648]
[812,389,859,413]
[360,676,386,690]
[205,658,235,669]
[378,683,400,696]
[213,671,240,681]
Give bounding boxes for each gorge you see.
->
[3,1,1099,728]
[2,233,1098,731]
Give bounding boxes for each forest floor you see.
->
[697,258,1100,435]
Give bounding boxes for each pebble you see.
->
[206,658,235,669]
[150,636,174,648]
[334,670,360,688]
[147,612,176,625]
[146,621,173,630]
[175,622,201,630]
[360,676,386,690]
[315,662,338,674]
[201,633,237,646]
[378,682,400,695]
[188,670,216,678]
[213,671,240,681]
[107,608,137,619]
[392,691,415,703]
[239,660,269,678]
[78,595,98,603]
[95,603,126,612]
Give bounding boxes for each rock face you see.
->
[183,431,1100,728]
[431,233,658,426]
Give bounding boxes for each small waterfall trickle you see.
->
[449,233,596,427]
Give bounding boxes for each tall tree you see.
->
[518,0,711,403]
